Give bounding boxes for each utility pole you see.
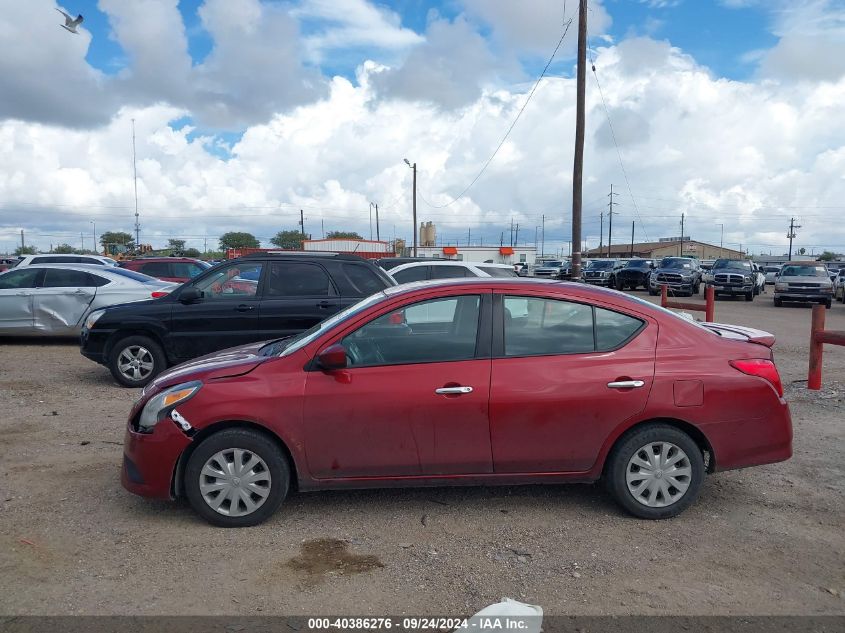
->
[91,220,96,254]
[375,203,379,241]
[718,223,724,259]
[570,0,588,281]
[509,218,514,247]
[787,217,800,260]
[403,160,418,256]
[630,221,635,257]
[679,213,685,256]
[368,204,373,240]
[21,229,24,251]
[514,223,519,246]
[80,232,84,251]
[607,183,618,258]
[300,209,306,242]
[599,212,603,256]
[541,214,545,257]
[131,118,140,246]
[500,232,504,247]
[204,237,207,253]
[468,228,472,246]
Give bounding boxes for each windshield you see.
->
[540,261,563,267]
[587,260,615,270]
[625,260,651,269]
[780,265,828,277]
[713,259,751,270]
[660,258,693,270]
[278,292,387,357]
[764,267,781,273]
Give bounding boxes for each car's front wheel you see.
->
[606,424,704,519]
[108,335,166,388]
[184,428,290,527]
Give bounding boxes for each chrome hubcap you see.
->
[199,448,272,517]
[626,441,692,508]
[117,345,154,381]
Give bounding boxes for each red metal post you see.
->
[660,284,668,308]
[704,285,715,322]
[808,304,825,390]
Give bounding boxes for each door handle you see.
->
[607,380,645,389]
[316,300,336,309]
[234,304,255,312]
[435,386,473,395]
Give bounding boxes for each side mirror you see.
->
[179,287,202,303]
[316,344,347,370]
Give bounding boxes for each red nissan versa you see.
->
[121,279,792,527]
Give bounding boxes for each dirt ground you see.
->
[1,291,843,616]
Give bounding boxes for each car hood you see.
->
[779,275,831,284]
[146,340,273,391]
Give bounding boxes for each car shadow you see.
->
[0,336,80,346]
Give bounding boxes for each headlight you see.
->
[138,381,202,432]
[775,283,787,291]
[84,310,106,330]
[744,276,752,283]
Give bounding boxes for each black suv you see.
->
[610,259,655,290]
[706,259,756,301]
[80,253,395,387]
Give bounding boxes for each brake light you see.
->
[151,291,169,298]
[729,359,784,397]
[388,311,405,325]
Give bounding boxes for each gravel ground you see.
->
[1,291,843,616]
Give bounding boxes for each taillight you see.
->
[729,359,784,397]
[151,291,169,298]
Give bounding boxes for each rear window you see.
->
[479,266,518,278]
[430,266,472,279]
[105,268,160,283]
[341,263,387,295]
[393,266,428,284]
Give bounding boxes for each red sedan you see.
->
[121,279,792,527]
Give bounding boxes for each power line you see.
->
[420,17,574,209]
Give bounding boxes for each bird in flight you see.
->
[56,8,84,34]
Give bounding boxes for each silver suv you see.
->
[774,262,834,308]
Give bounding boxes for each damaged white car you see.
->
[0,264,176,336]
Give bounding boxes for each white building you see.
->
[412,245,538,266]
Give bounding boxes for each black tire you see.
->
[184,428,290,527]
[825,299,832,309]
[648,288,658,296]
[108,334,167,388]
[693,282,700,295]
[745,291,754,302]
[615,276,625,291]
[606,424,705,520]
[774,297,782,307]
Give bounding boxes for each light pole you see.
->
[404,159,417,256]
[369,202,380,241]
[91,220,96,254]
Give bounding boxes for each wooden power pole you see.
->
[570,0,588,280]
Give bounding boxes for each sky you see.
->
[1,0,844,256]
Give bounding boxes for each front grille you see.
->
[788,283,822,289]
[657,273,684,283]
[715,273,745,284]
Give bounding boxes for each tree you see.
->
[167,238,186,252]
[183,247,201,258]
[100,231,134,255]
[798,247,806,255]
[326,231,363,240]
[818,251,837,262]
[54,244,76,254]
[14,245,36,256]
[219,231,259,250]
[270,230,304,250]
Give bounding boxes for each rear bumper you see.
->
[704,401,793,472]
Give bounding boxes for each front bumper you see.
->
[650,279,694,292]
[80,326,109,364]
[774,291,832,302]
[584,276,611,286]
[122,416,192,499]
[709,283,752,295]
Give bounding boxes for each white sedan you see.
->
[388,261,519,284]
[0,264,176,336]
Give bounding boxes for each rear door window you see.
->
[430,266,472,279]
[0,268,41,289]
[139,262,172,278]
[595,307,644,350]
[504,297,594,356]
[42,268,96,288]
[393,266,429,284]
[265,262,333,297]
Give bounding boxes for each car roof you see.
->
[122,257,205,263]
[235,252,369,262]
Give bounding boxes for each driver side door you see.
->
[303,292,493,479]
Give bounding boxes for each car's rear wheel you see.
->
[606,424,704,519]
[108,335,166,388]
[774,297,782,307]
[615,277,625,291]
[745,291,754,302]
[648,287,658,296]
[185,428,290,527]
[824,299,832,309]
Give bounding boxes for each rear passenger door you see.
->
[31,268,98,332]
[257,262,338,340]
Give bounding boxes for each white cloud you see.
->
[2,37,845,256]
